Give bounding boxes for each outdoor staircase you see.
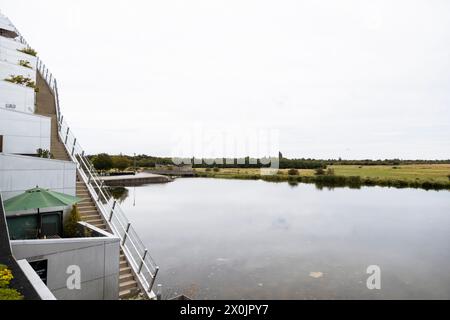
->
[35,73,139,299]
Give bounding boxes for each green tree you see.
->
[92,153,113,171]
[112,156,130,171]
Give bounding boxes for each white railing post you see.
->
[71,138,77,156]
[109,200,117,222]
[122,223,131,245]
[64,127,69,144]
[138,249,148,274]
[149,267,159,292]
[97,180,104,201]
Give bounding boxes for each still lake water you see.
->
[119,178,450,299]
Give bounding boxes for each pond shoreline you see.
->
[194,171,450,191]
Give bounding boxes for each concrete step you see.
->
[77,210,98,216]
[119,280,138,291]
[84,218,103,225]
[120,266,132,275]
[78,205,96,210]
[80,214,100,220]
[77,197,93,203]
[77,201,94,207]
[90,222,106,229]
[119,273,134,282]
[119,288,138,299]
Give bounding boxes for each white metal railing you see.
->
[12,28,159,296]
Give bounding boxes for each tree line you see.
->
[88,153,450,171]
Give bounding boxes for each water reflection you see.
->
[109,187,129,203]
[120,178,450,299]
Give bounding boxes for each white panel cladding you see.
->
[0,35,27,51]
[0,60,36,82]
[0,80,35,113]
[0,14,13,25]
[0,108,51,154]
[0,154,77,201]
[0,46,37,69]
[0,20,16,33]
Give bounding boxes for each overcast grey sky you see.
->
[2,0,450,159]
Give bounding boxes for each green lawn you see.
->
[194,164,450,185]
[330,164,450,184]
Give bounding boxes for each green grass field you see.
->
[330,164,450,184]
[194,164,450,189]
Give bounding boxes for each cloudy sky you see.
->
[2,0,449,159]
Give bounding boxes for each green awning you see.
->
[4,187,81,213]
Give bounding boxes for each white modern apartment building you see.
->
[0,13,158,300]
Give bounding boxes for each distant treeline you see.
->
[88,154,450,170]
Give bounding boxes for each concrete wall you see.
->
[17,259,57,300]
[11,229,120,300]
[0,108,51,154]
[0,46,37,69]
[0,80,35,113]
[0,154,76,201]
[0,60,36,82]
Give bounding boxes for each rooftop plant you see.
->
[37,148,54,159]
[64,205,82,238]
[0,264,24,300]
[17,47,37,56]
[4,75,39,92]
[19,60,32,69]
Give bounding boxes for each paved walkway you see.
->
[101,172,172,186]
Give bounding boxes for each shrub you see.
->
[287,169,299,176]
[19,60,32,68]
[0,265,23,300]
[213,167,220,172]
[315,168,325,175]
[64,205,82,238]
[0,288,24,300]
[37,148,53,159]
[17,47,37,56]
[4,75,38,92]
[0,264,13,288]
[326,168,335,175]
[448,175,450,181]
[347,176,362,188]
[205,168,211,172]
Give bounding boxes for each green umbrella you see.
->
[4,187,81,238]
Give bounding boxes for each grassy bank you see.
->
[194,165,450,191]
